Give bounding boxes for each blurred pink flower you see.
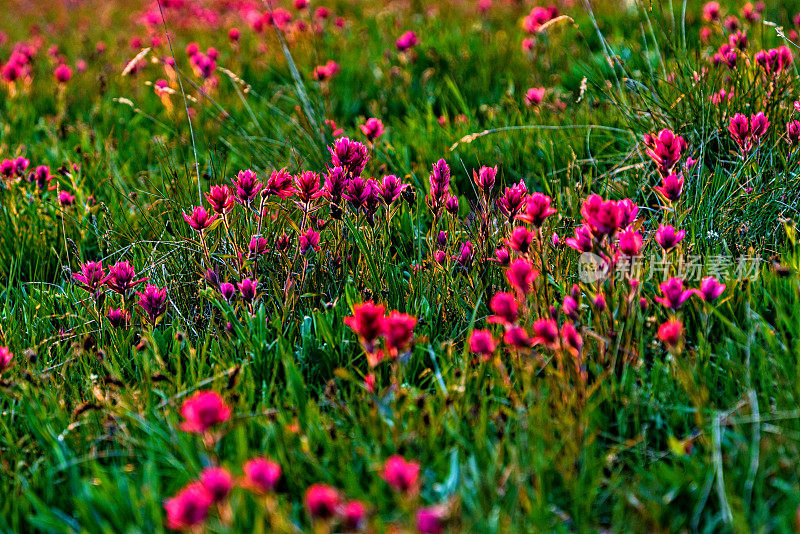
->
[658,319,683,349]
[360,117,385,141]
[0,347,13,374]
[305,484,340,519]
[506,258,538,296]
[179,391,231,434]
[242,458,282,493]
[655,278,694,310]
[524,87,545,106]
[164,482,213,531]
[396,31,419,51]
[54,64,72,84]
[469,329,497,357]
[382,455,420,495]
[199,467,233,503]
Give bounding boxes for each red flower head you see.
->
[444,195,459,216]
[381,311,417,356]
[618,198,639,227]
[58,190,76,206]
[396,31,419,51]
[360,117,385,141]
[54,64,72,84]
[728,113,750,150]
[617,227,643,256]
[205,185,235,213]
[344,301,386,353]
[137,284,168,325]
[724,15,739,32]
[219,282,237,303]
[1,62,22,83]
[755,46,793,77]
[643,129,687,176]
[729,112,769,152]
[581,194,623,235]
[655,224,686,251]
[702,1,720,21]
[263,168,295,199]
[164,482,213,531]
[73,261,110,294]
[232,169,262,204]
[106,261,148,295]
[506,226,534,254]
[593,292,607,312]
[416,506,445,534]
[344,176,369,212]
[561,322,583,356]
[565,224,594,253]
[14,156,29,176]
[179,391,231,434]
[341,500,367,531]
[312,60,339,81]
[200,467,233,503]
[382,455,421,495]
[299,228,321,254]
[497,180,528,221]
[0,346,13,374]
[711,89,733,105]
[750,112,770,140]
[657,319,683,349]
[305,484,340,519]
[491,247,511,266]
[426,159,451,214]
[242,458,282,493]
[248,235,270,257]
[294,171,322,204]
[0,159,14,179]
[454,240,473,268]
[504,326,532,348]
[506,258,538,296]
[106,307,130,328]
[787,121,800,146]
[655,278,694,310]
[562,296,578,320]
[698,276,726,302]
[517,192,557,226]
[33,165,52,191]
[524,87,546,106]
[237,278,258,303]
[523,7,552,33]
[379,174,408,205]
[489,291,518,325]
[729,30,748,50]
[713,44,737,69]
[469,329,497,358]
[654,174,684,203]
[473,165,497,197]
[323,166,348,204]
[329,137,369,177]
[532,318,559,349]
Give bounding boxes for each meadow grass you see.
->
[2,0,800,532]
